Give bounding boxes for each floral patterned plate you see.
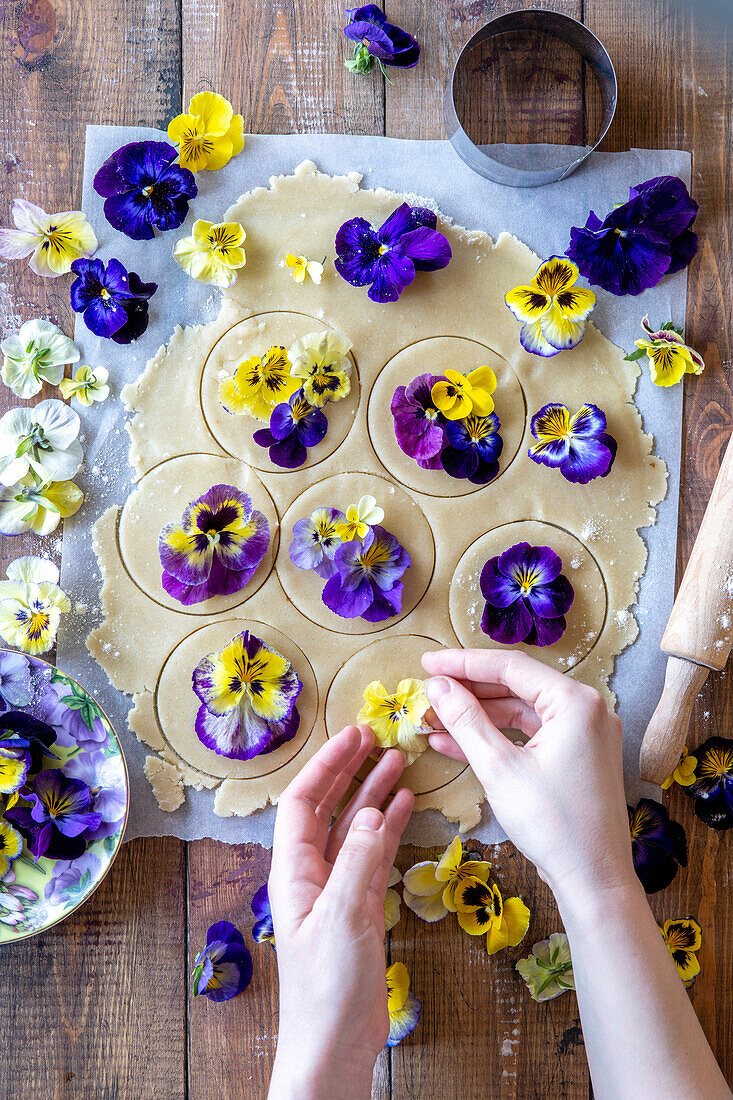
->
[0,650,128,942]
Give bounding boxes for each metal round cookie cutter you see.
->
[444,9,617,188]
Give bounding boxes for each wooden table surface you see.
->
[0,1,730,1096]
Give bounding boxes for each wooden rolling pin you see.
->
[640,430,733,783]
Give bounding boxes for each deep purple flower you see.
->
[528,403,617,485]
[390,372,445,470]
[93,140,197,241]
[441,412,503,484]
[289,507,345,579]
[192,920,253,1002]
[344,5,420,72]
[251,882,275,947]
[684,737,733,830]
[6,769,102,861]
[0,710,57,774]
[566,175,698,296]
[480,542,574,647]
[159,484,270,606]
[628,798,687,893]
[64,749,127,840]
[322,524,411,622]
[253,389,328,469]
[0,652,33,711]
[44,852,102,907]
[70,257,157,343]
[335,203,451,304]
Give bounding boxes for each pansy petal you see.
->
[554,284,596,322]
[520,319,559,357]
[402,860,441,896]
[395,226,452,272]
[505,285,550,322]
[402,887,449,922]
[540,307,587,352]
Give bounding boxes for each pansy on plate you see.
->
[682,736,733,830]
[480,542,574,648]
[528,403,617,484]
[158,484,269,606]
[289,496,411,623]
[505,257,596,357]
[192,629,302,760]
[357,677,430,764]
[628,797,687,893]
[391,367,503,484]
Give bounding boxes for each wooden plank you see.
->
[0,3,187,1097]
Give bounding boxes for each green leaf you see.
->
[623,348,646,362]
[192,963,204,997]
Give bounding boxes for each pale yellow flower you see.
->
[0,199,97,278]
[285,253,324,285]
[384,865,402,933]
[173,220,247,288]
[288,330,353,408]
[167,92,244,172]
[357,677,430,765]
[402,836,492,922]
[334,494,384,542]
[0,556,70,655]
[59,365,110,407]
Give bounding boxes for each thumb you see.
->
[425,675,513,775]
[322,807,388,918]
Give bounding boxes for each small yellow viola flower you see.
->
[357,677,430,765]
[218,345,300,423]
[0,555,70,655]
[402,836,492,923]
[386,962,422,1047]
[167,91,245,172]
[173,220,247,288]
[288,330,353,408]
[628,316,705,387]
[0,816,24,878]
[384,865,402,933]
[660,917,702,986]
[431,365,496,421]
[285,253,324,285]
[661,744,698,790]
[335,494,385,542]
[455,875,530,955]
[505,256,596,357]
[59,365,110,407]
[0,198,97,278]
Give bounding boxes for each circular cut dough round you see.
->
[200,311,360,473]
[117,453,278,617]
[450,520,607,671]
[277,471,435,635]
[155,618,318,780]
[368,336,526,497]
[325,633,468,796]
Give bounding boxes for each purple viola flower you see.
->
[0,652,33,711]
[253,389,328,469]
[64,749,127,840]
[528,403,617,485]
[0,710,57,773]
[684,737,733,830]
[44,851,102,908]
[322,524,411,623]
[251,882,275,947]
[5,769,102,861]
[289,506,345,579]
[159,484,270,606]
[70,257,157,344]
[192,920,253,1002]
[480,542,574,648]
[93,140,197,241]
[344,5,420,74]
[440,412,503,484]
[628,798,687,893]
[335,203,451,304]
[566,175,698,296]
[390,372,445,470]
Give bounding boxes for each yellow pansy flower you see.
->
[402,836,492,922]
[629,316,705,387]
[218,345,300,422]
[660,918,702,986]
[661,744,698,790]
[455,876,530,955]
[0,748,29,797]
[335,494,384,542]
[173,220,247,288]
[0,817,24,878]
[285,253,324,285]
[431,365,496,421]
[288,330,353,408]
[0,199,97,278]
[59,365,110,407]
[357,677,430,765]
[167,91,244,172]
[385,962,421,1047]
[505,257,596,357]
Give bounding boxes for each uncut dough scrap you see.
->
[89,160,667,829]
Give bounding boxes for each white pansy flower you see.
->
[0,473,83,536]
[0,198,97,278]
[0,556,71,655]
[0,399,83,486]
[1,319,80,399]
[59,365,110,407]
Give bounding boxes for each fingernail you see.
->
[426,676,450,703]
[354,807,383,832]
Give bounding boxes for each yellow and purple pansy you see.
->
[158,484,269,606]
[5,768,102,861]
[505,257,596,357]
[480,542,574,648]
[192,630,302,761]
[402,836,492,923]
[628,797,687,893]
[455,875,530,955]
[625,317,705,387]
[441,412,503,484]
[357,677,430,764]
[0,556,71,656]
[251,882,275,948]
[528,403,617,484]
[253,389,328,469]
[683,736,733,830]
[192,920,253,1002]
[0,819,24,881]
[322,524,411,622]
[385,961,421,1047]
[659,918,702,986]
[288,507,345,579]
[218,344,301,423]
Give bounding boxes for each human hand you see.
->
[422,649,636,904]
[267,725,414,1100]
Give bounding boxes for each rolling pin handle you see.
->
[639,656,710,785]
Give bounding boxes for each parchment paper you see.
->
[57,127,689,846]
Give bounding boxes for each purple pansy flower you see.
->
[44,851,102,908]
[440,412,503,484]
[628,798,687,893]
[344,5,420,73]
[64,749,127,840]
[566,175,698,296]
[0,710,57,773]
[529,403,617,485]
[251,882,275,947]
[93,140,197,241]
[684,737,733,831]
[480,543,574,648]
[0,652,33,711]
[192,920,253,1002]
[322,524,411,622]
[289,507,345,579]
[159,484,270,606]
[70,257,157,343]
[335,203,451,304]
[253,389,328,469]
[6,769,102,861]
[390,372,445,470]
